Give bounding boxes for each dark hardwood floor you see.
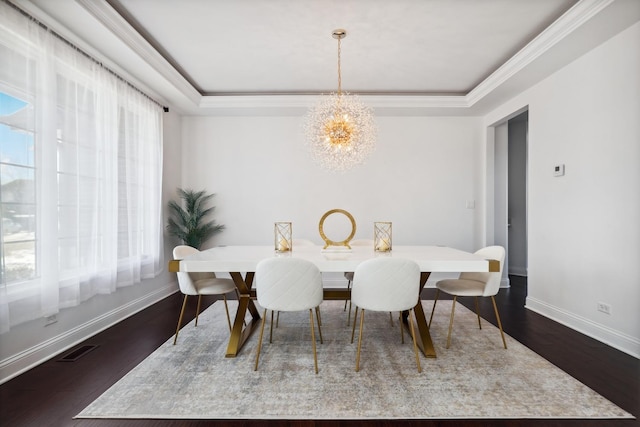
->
[1,276,638,427]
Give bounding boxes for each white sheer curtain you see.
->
[0,2,163,333]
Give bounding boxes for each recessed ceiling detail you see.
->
[105,0,578,96]
[19,0,639,115]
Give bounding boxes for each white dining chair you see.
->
[254,257,324,373]
[428,245,507,349]
[274,238,317,327]
[343,239,379,325]
[172,245,238,345]
[350,257,422,372]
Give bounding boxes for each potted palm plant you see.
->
[166,188,225,249]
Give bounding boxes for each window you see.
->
[0,2,163,333]
[0,92,36,285]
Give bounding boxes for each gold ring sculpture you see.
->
[318,209,356,249]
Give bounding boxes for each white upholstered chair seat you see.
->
[172,245,238,345]
[191,277,237,295]
[433,278,486,297]
[254,257,324,373]
[429,245,507,349]
[350,258,422,372]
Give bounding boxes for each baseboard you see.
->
[500,276,510,288]
[0,282,177,385]
[526,296,640,359]
[508,266,528,276]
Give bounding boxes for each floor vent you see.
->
[58,345,98,362]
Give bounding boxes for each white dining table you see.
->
[169,245,500,358]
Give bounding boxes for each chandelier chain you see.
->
[337,36,342,95]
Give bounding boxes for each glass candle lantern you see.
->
[274,222,292,252]
[374,222,392,252]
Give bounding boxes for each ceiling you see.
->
[108,0,577,96]
[11,0,640,115]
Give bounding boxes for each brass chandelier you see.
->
[304,29,376,173]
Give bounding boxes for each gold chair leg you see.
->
[399,312,405,344]
[389,312,394,327]
[428,289,440,327]
[491,296,508,349]
[173,295,189,345]
[222,295,232,333]
[315,307,323,344]
[350,306,359,343]
[408,309,422,373]
[345,279,353,326]
[276,311,280,328]
[195,295,202,327]
[309,309,318,374]
[269,311,275,343]
[446,296,457,349]
[254,308,268,371]
[474,296,482,329]
[344,279,351,311]
[355,309,365,372]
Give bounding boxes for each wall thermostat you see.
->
[554,164,565,177]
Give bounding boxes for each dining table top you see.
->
[170,244,500,274]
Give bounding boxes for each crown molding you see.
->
[466,0,615,106]
[198,94,469,110]
[75,0,201,106]
[73,0,614,113]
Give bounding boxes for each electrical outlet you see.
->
[597,302,611,315]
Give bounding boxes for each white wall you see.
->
[0,111,183,384]
[181,115,483,285]
[182,115,483,249]
[483,22,640,358]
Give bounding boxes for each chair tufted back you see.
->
[255,257,323,312]
[351,258,421,312]
[458,245,505,297]
[173,245,216,295]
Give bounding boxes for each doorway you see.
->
[490,108,528,286]
[507,111,528,277]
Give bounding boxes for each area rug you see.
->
[76,300,633,420]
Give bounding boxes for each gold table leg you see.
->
[225,272,261,358]
[402,272,436,358]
